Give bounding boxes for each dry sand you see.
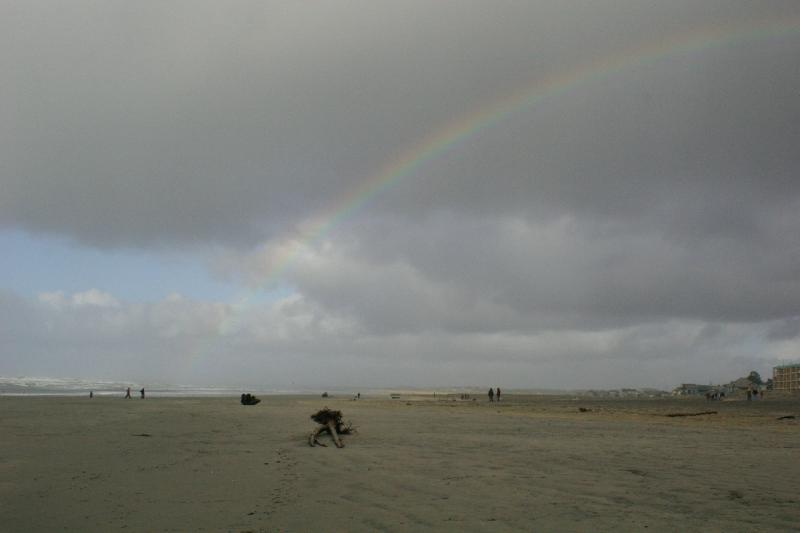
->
[1,394,799,531]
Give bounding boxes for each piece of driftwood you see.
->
[578,407,592,412]
[308,408,354,448]
[241,393,260,405]
[777,415,796,420]
[665,410,717,417]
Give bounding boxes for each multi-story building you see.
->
[773,363,800,391]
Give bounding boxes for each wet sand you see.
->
[1,394,799,531]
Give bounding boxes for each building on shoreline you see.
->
[672,372,766,397]
[773,363,800,391]
[672,383,714,396]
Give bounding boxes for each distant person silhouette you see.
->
[140,388,145,399]
[488,388,495,402]
[89,391,93,399]
[125,387,131,399]
[496,387,501,402]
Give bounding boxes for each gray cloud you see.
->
[0,289,790,389]
[3,1,798,246]
[297,211,799,329]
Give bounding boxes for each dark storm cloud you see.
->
[3,1,798,248]
[767,316,800,341]
[227,208,798,337]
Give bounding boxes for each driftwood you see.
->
[666,410,717,417]
[241,393,261,405]
[777,415,796,420]
[308,408,355,448]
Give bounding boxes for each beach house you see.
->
[671,383,714,396]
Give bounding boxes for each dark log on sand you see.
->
[665,411,717,417]
[240,393,261,405]
[309,408,354,448]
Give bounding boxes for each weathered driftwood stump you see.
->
[240,393,261,405]
[309,408,354,448]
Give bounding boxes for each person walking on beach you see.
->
[140,388,145,399]
[496,387,501,402]
[125,387,131,399]
[488,387,495,402]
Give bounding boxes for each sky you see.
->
[2,1,799,390]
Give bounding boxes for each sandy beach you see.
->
[1,394,799,531]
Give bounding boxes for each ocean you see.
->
[0,376,306,397]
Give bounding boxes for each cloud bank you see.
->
[0,288,794,389]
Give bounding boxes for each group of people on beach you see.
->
[488,387,501,402]
[746,388,764,401]
[88,387,145,398]
[124,387,145,399]
[704,388,766,401]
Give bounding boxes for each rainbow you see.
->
[218,16,799,334]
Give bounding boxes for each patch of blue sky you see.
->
[0,230,244,303]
